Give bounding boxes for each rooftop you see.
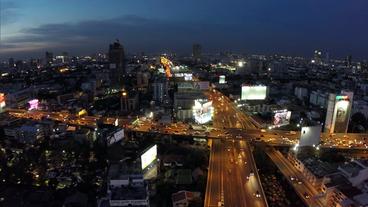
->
[110,185,147,201]
[339,162,364,177]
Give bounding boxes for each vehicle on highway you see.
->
[249,170,254,176]
[255,191,261,198]
[290,176,295,181]
[303,192,310,199]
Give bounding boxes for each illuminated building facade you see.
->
[324,91,354,133]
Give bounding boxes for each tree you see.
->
[349,112,367,132]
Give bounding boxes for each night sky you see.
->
[1,0,368,59]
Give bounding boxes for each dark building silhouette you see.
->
[192,43,202,62]
[346,55,352,67]
[8,58,14,68]
[108,40,126,88]
[45,51,53,65]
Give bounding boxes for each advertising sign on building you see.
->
[241,85,267,100]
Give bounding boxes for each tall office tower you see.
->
[192,43,202,62]
[8,58,14,68]
[346,55,352,67]
[45,51,53,65]
[153,78,169,104]
[324,91,354,133]
[108,40,126,88]
[313,50,322,64]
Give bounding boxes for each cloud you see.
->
[1,1,20,25]
[1,13,367,59]
[1,15,241,57]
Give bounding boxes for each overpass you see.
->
[5,89,368,206]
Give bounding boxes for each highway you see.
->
[204,89,268,207]
[205,139,268,207]
[265,147,325,207]
[206,89,258,129]
[7,108,368,150]
[204,139,224,207]
[224,139,267,207]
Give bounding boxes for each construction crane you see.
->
[160,56,173,79]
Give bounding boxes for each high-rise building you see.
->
[108,40,125,88]
[8,58,14,68]
[153,78,169,104]
[192,43,202,62]
[346,55,352,67]
[324,91,354,133]
[313,50,322,64]
[45,51,53,65]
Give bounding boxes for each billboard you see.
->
[174,73,193,81]
[272,110,291,127]
[299,126,322,147]
[332,96,351,133]
[141,145,157,170]
[241,85,267,100]
[193,99,214,124]
[184,73,193,81]
[28,99,39,110]
[0,93,5,112]
[108,129,124,145]
[219,75,226,84]
[178,81,210,91]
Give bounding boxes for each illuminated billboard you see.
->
[272,110,291,127]
[332,96,351,133]
[174,73,193,81]
[28,99,39,110]
[0,93,5,112]
[325,92,353,133]
[219,75,226,84]
[178,81,210,91]
[299,126,322,147]
[193,99,214,124]
[141,145,157,170]
[184,73,193,81]
[241,85,267,100]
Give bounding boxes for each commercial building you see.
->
[99,163,150,207]
[294,87,308,101]
[152,78,169,104]
[174,91,206,122]
[45,51,53,65]
[324,91,354,133]
[109,40,126,88]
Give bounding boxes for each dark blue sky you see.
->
[1,0,368,59]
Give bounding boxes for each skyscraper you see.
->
[192,43,202,62]
[313,50,322,65]
[346,55,352,67]
[108,40,126,88]
[8,58,14,68]
[45,51,53,65]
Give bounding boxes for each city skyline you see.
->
[1,0,368,59]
